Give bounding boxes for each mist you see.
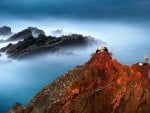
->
[0,16,150,113]
[1,18,150,63]
[0,36,99,112]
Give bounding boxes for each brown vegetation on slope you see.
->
[9,52,150,113]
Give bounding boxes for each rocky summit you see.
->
[7,27,45,41]
[8,52,150,113]
[0,26,12,36]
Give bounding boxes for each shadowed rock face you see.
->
[0,34,97,58]
[8,52,150,113]
[7,27,45,41]
[0,26,12,36]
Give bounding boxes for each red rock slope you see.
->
[9,52,150,113]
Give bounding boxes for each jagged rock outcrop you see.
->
[8,52,150,113]
[8,103,23,113]
[0,26,12,36]
[1,34,97,58]
[7,27,45,41]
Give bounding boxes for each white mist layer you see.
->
[0,44,99,113]
[15,18,149,65]
[0,36,10,40]
[0,53,10,62]
[3,18,150,64]
[0,42,99,83]
[0,40,19,48]
[0,40,21,62]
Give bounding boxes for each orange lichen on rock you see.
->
[8,52,150,113]
[58,52,150,113]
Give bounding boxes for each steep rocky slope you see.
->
[9,52,150,113]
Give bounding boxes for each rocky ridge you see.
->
[7,27,45,41]
[8,52,150,113]
[0,34,97,58]
[0,27,99,59]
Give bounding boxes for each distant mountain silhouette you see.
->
[1,33,98,58]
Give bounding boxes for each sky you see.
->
[0,0,150,21]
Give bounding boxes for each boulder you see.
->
[0,26,11,36]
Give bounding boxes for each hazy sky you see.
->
[0,0,150,20]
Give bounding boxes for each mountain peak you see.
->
[89,52,113,68]
[8,51,150,113]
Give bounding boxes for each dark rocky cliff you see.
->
[8,52,150,113]
[1,34,97,58]
[7,27,45,41]
[0,26,12,36]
